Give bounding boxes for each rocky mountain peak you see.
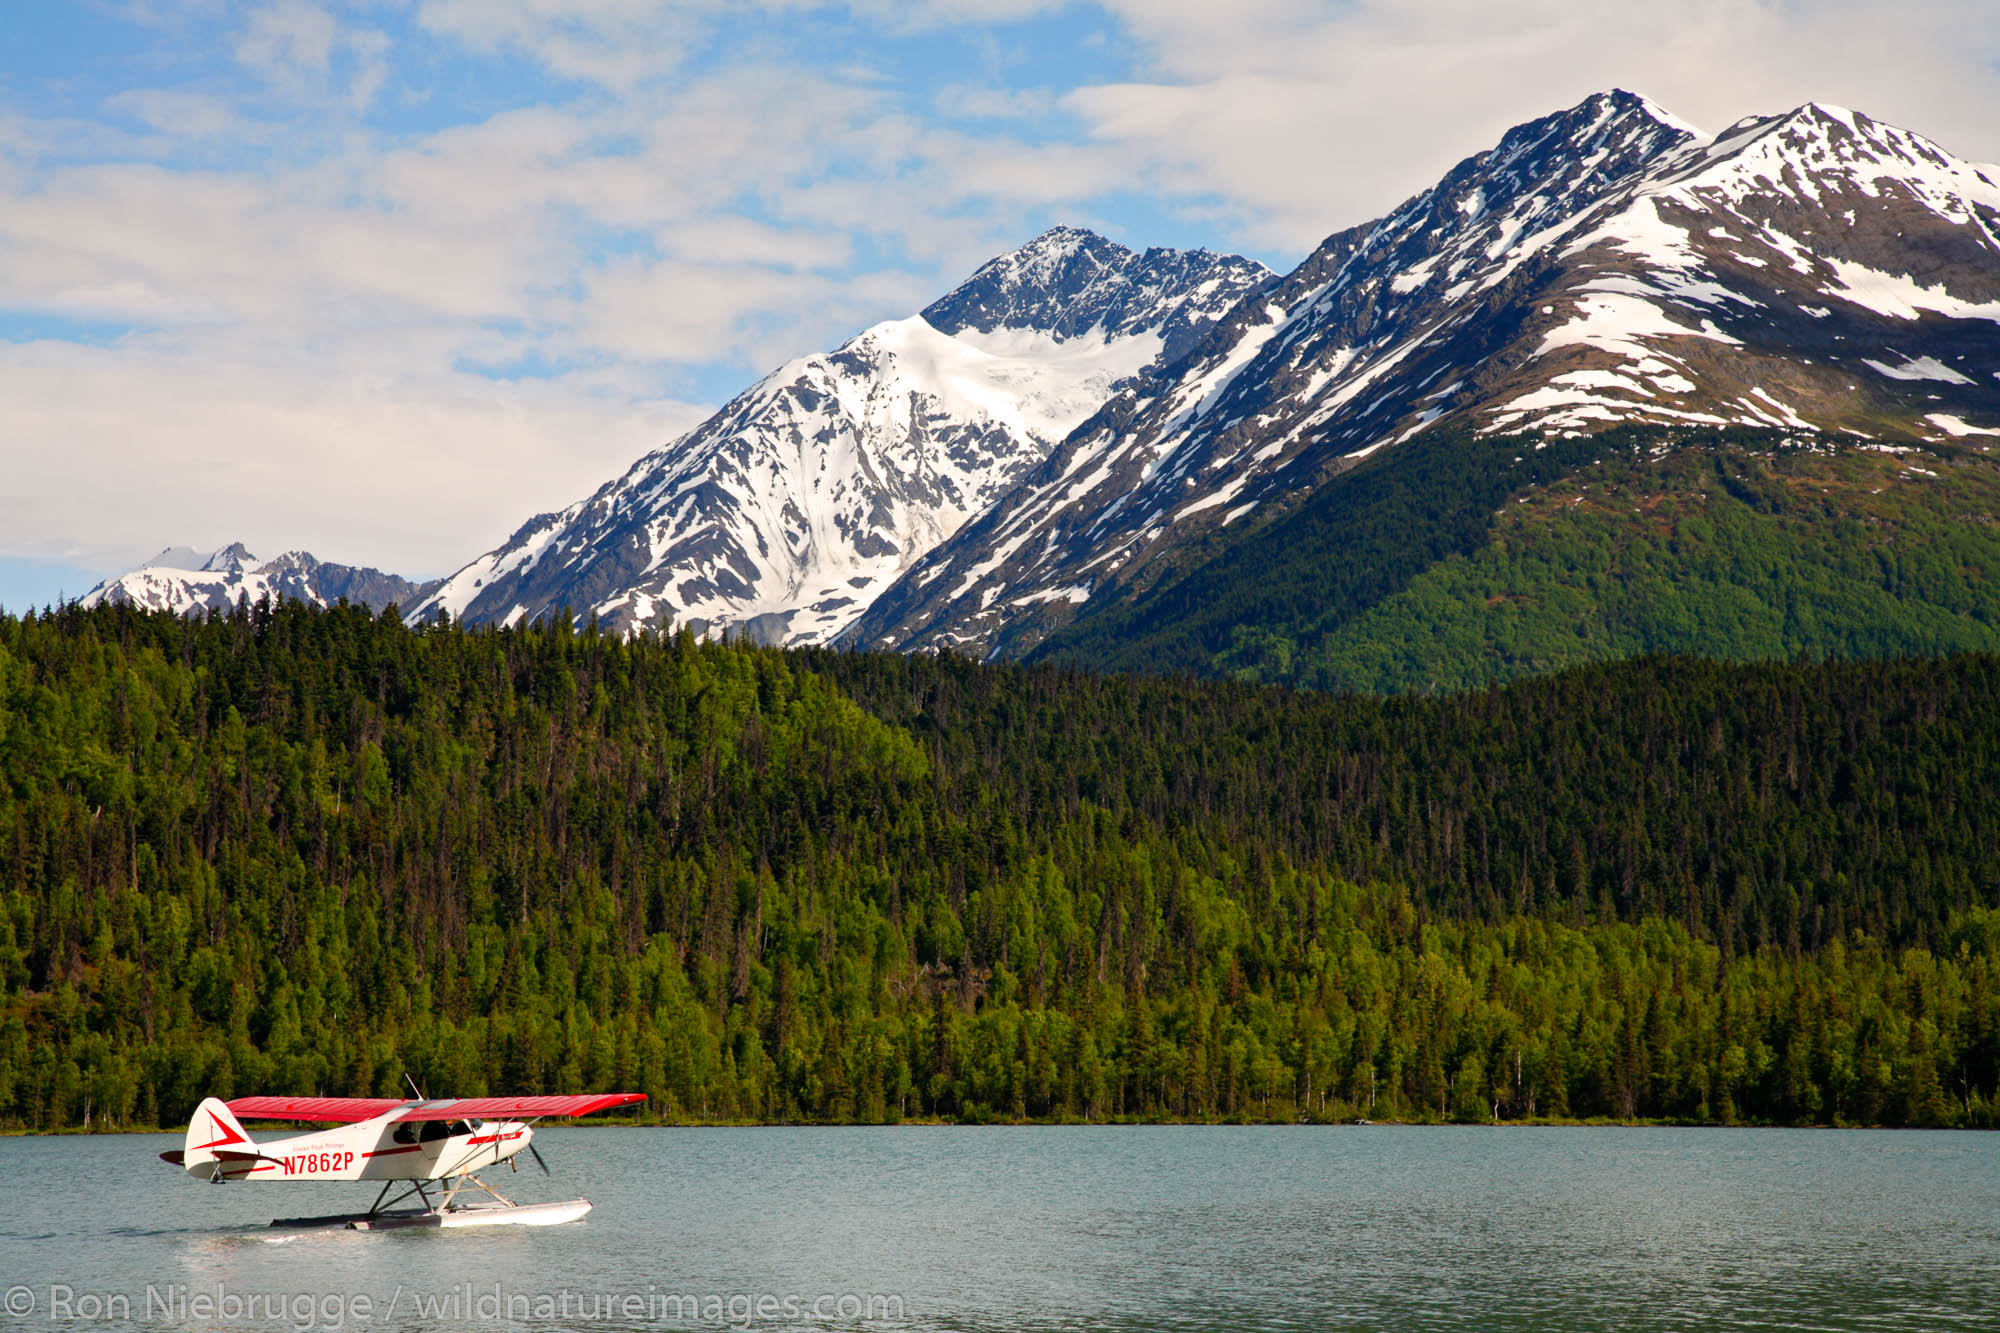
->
[412,228,1271,646]
[200,542,258,573]
[920,225,1271,351]
[141,545,208,570]
[920,226,1127,336]
[1690,99,1982,185]
[1334,88,1700,288]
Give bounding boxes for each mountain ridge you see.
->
[72,92,2000,681]
[846,91,2000,660]
[410,226,1271,644]
[79,545,439,617]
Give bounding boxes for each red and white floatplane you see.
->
[162,1091,646,1229]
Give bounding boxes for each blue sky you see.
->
[3,0,1996,610]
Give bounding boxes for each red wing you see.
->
[226,1096,408,1123]
[224,1092,647,1123]
[393,1093,647,1121]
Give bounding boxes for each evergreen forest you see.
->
[4,601,1998,1131]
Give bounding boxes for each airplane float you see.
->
[161,1090,646,1229]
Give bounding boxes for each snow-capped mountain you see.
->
[79,545,439,617]
[847,91,2000,658]
[412,228,1271,644]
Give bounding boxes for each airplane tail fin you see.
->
[178,1097,253,1175]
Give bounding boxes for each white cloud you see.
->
[653,217,853,271]
[102,89,246,139]
[409,0,1075,89]
[414,0,720,90]
[235,1,339,84]
[1072,0,2000,250]
[933,84,1060,122]
[0,45,1047,577]
[235,1,392,110]
[562,255,935,369]
[0,333,710,576]
[7,0,1999,594]
[845,0,1068,32]
[345,27,392,110]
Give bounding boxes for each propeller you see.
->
[528,1142,551,1176]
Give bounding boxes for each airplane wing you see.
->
[392,1094,647,1121]
[226,1096,408,1122]
[222,1093,647,1123]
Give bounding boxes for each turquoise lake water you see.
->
[1,1125,1996,1331]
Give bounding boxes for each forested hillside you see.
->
[3,603,1998,1131]
[1035,428,2000,691]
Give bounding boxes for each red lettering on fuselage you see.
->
[280,1149,355,1176]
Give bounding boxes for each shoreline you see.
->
[7,1116,1983,1136]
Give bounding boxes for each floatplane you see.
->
[162,1089,646,1229]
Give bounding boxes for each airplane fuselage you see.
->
[175,1101,532,1183]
